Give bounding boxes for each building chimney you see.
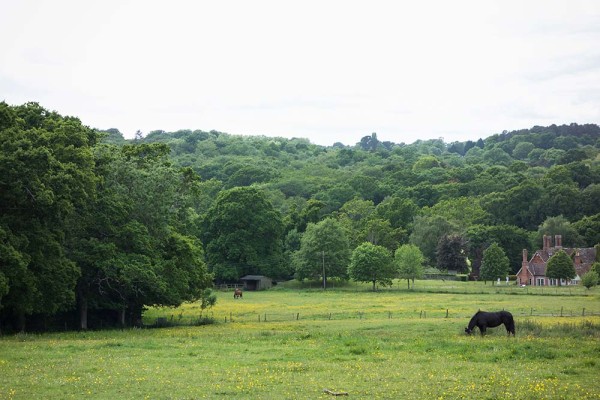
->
[543,235,549,251]
[522,249,528,262]
[574,250,581,265]
[555,235,562,249]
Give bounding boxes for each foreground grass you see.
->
[1,284,600,399]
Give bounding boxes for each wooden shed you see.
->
[240,275,273,291]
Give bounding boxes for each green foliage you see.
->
[394,244,425,289]
[535,215,583,247]
[546,250,577,285]
[572,213,600,247]
[0,102,98,326]
[348,242,394,291]
[466,224,530,275]
[422,197,490,229]
[581,271,599,289]
[375,196,418,230]
[198,288,217,311]
[2,101,600,331]
[292,218,351,284]
[480,243,510,284]
[436,234,468,273]
[203,187,285,281]
[67,143,214,328]
[409,215,459,264]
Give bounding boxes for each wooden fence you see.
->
[146,306,600,326]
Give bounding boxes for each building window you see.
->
[536,278,545,286]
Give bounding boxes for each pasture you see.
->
[1,280,600,399]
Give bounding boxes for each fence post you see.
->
[258,314,261,322]
[582,308,586,316]
[446,309,449,318]
[560,306,563,317]
[264,313,267,322]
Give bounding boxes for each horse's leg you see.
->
[480,325,486,336]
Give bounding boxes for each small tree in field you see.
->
[591,262,600,275]
[480,243,509,285]
[581,271,599,290]
[546,250,576,286]
[348,242,394,291]
[394,244,425,289]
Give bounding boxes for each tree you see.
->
[572,213,600,247]
[362,218,403,252]
[292,218,351,286]
[203,187,285,282]
[409,215,458,264]
[375,196,418,230]
[337,198,376,249]
[69,143,214,329]
[580,271,599,290]
[358,132,380,151]
[535,215,583,248]
[546,250,576,286]
[512,142,535,160]
[422,197,490,230]
[348,243,394,291]
[466,224,530,276]
[436,234,468,273]
[0,102,98,330]
[592,262,600,275]
[394,244,425,289]
[480,243,510,284]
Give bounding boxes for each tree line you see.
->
[2,101,600,331]
[0,103,214,332]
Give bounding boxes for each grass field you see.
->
[1,280,600,399]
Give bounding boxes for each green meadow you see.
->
[2,281,600,399]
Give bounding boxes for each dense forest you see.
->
[2,102,600,331]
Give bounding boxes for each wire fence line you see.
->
[145,306,600,327]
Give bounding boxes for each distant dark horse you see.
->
[465,310,515,336]
[234,288,243,299]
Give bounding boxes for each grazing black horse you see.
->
[465,310,515,336]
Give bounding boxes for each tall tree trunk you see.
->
[78,295,88,330]
[119,308,126,328]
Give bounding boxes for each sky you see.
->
[1,0,599,146]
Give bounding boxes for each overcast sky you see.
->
[1,1,599,146]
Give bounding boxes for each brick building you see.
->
[516,235,597,286]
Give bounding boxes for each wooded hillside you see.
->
[2,101,599,331]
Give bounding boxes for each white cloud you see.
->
[1,0,599,145]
